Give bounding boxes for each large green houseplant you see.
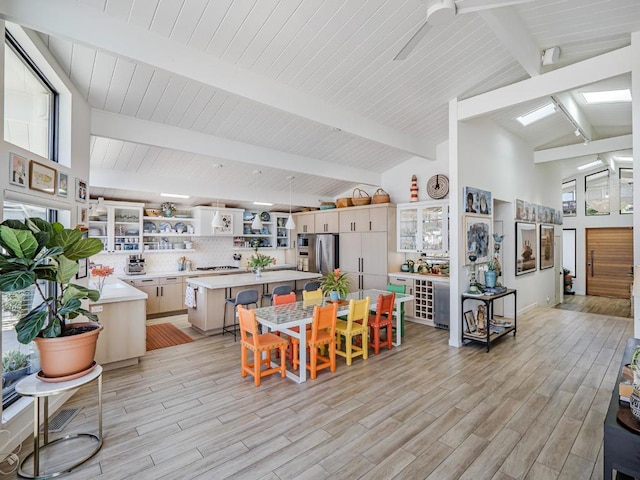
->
[0,218,105,379]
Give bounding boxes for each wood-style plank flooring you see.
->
[8,307,633,480]
[556,294,632,319]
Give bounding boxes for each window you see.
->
[4,32,58,161]
[585,170,610,216]
[620,168,633,214]
[562,180,576,216]
[1,202,58,409]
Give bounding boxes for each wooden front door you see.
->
[585,227,633,298]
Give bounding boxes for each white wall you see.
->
[561,166,633,295]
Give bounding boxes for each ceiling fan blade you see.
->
[456,0,535,15]
[393,21,432,61]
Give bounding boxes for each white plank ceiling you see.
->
[5,0,638,207]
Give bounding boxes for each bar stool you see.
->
[261,284,292,306]
[223,289,259,341]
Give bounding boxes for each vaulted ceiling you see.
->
[1,0,639,209]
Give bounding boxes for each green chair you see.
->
[387,283,406,340]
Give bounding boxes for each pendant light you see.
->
[285,175,296,230]
[211,164,224,229]
[251,170,263,231]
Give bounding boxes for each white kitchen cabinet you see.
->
[340,231,389,291]
[397,201,449,255]
[274,214,292,248]
[315,210,339,233]
[339,204,389,233]
[192,206,243,236]
[388,275,415,318]
[233,211,274,249]
[92,297,146,366]
[142,215,195,252]
[294,212,315,234]
[88,201,143,254]
[129,276,185,316]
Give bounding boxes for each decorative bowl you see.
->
[145,208,161,217]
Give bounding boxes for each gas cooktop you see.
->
[196,266,239,271]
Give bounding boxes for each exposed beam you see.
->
[0,0,430,158]
[90,169,329,207]
[533,134,632,163]
[458,46,632,120]
[91,109,381,186]
[477,7,541,77]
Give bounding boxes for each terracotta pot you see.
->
[34,322,103,379]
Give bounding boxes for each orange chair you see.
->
[335,297,370,365]
[291,303,338,379]
[238,305,289,386]
[273,292,296,305]
[368,292,396,355]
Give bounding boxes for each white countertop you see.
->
[187,270,321,289]
[117,263,297,281]
[91,278,148,304]
[388,272,451,283]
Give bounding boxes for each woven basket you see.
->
[336,197,353,208]
[145,208,161,217]
[372,188,390,204]
[351,188,371,206]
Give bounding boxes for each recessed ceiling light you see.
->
[582,89,631,104]
[160,192,190,199]
[614,156,633,162]
[577,160,603,171]
[516,103,557,126]
[253,201,274,206]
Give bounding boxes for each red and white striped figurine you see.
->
[410,174,418,202]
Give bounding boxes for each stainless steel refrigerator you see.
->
[298,234,339,275]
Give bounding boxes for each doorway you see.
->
[585,227,633,299]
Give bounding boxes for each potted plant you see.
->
[246,248,274,277]
[320,268,351,301]
[484,260,497,288]
[2,349,31,382]
[563,268,574,294]
[0,217,105,380]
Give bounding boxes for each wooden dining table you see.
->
[253,289,414,383]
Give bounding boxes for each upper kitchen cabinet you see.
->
[88,201,143,253]
[314,210,339,233]
[192,206,243,236]
[294,212,315,234]
[339,204,390,233]
[274,214,292,248]
[397,201,449,255]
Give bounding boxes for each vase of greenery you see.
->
[484,261,497,288]
[247,248,274,277]
[320,269,350,300]
[0,218,105,380]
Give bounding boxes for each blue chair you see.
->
[223,289,259,341]
[387,283,406,340]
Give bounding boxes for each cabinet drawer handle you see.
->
[142,279,154,283]
[166,277,177,280]
[394,278,406,282]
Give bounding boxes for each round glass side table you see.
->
[15,365,103,479]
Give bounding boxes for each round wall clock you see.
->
[427,174,449,199]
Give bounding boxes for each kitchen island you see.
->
[186,270,321,334]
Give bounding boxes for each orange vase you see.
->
[34,323,103,380]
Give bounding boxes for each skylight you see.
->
[516,103,557,126]
[582,89,631,104]
[577,160,603,171]
[160,192,190,198]
[614,156,633,162]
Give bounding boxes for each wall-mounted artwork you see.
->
[58,172,69,197]
[76,178,88,202]
[9,153,27,187]
[463,186,491,215]
[539,224,554,270]
[464,215,491,264]
[29,160,56,194]
[516,221,537,276]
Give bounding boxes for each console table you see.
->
[604,337,640,480]
[15,366,103,479]
[461,289,517,352]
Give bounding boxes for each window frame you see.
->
[562,179,577,217]
[584,169,610,216]
[619,167,633,214]
[5,30,59,162]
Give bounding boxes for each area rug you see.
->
[146,323,194,351]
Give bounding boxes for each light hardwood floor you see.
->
[9,307,633,480]
[556,294,632,319]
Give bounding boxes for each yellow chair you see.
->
[291,303,338,379]
[238,305,289,386]
[335,297,370,365]
[302,288,323,302]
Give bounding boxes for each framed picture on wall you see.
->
[58,172,69,197]
[76,178,88,202]
[9,153,27,187]
[463,215,491,265]
[463,186,491,215]
[77,205,88,226]
[516,221,537,276]
[29,160,56,194]
[539,224,554,270]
